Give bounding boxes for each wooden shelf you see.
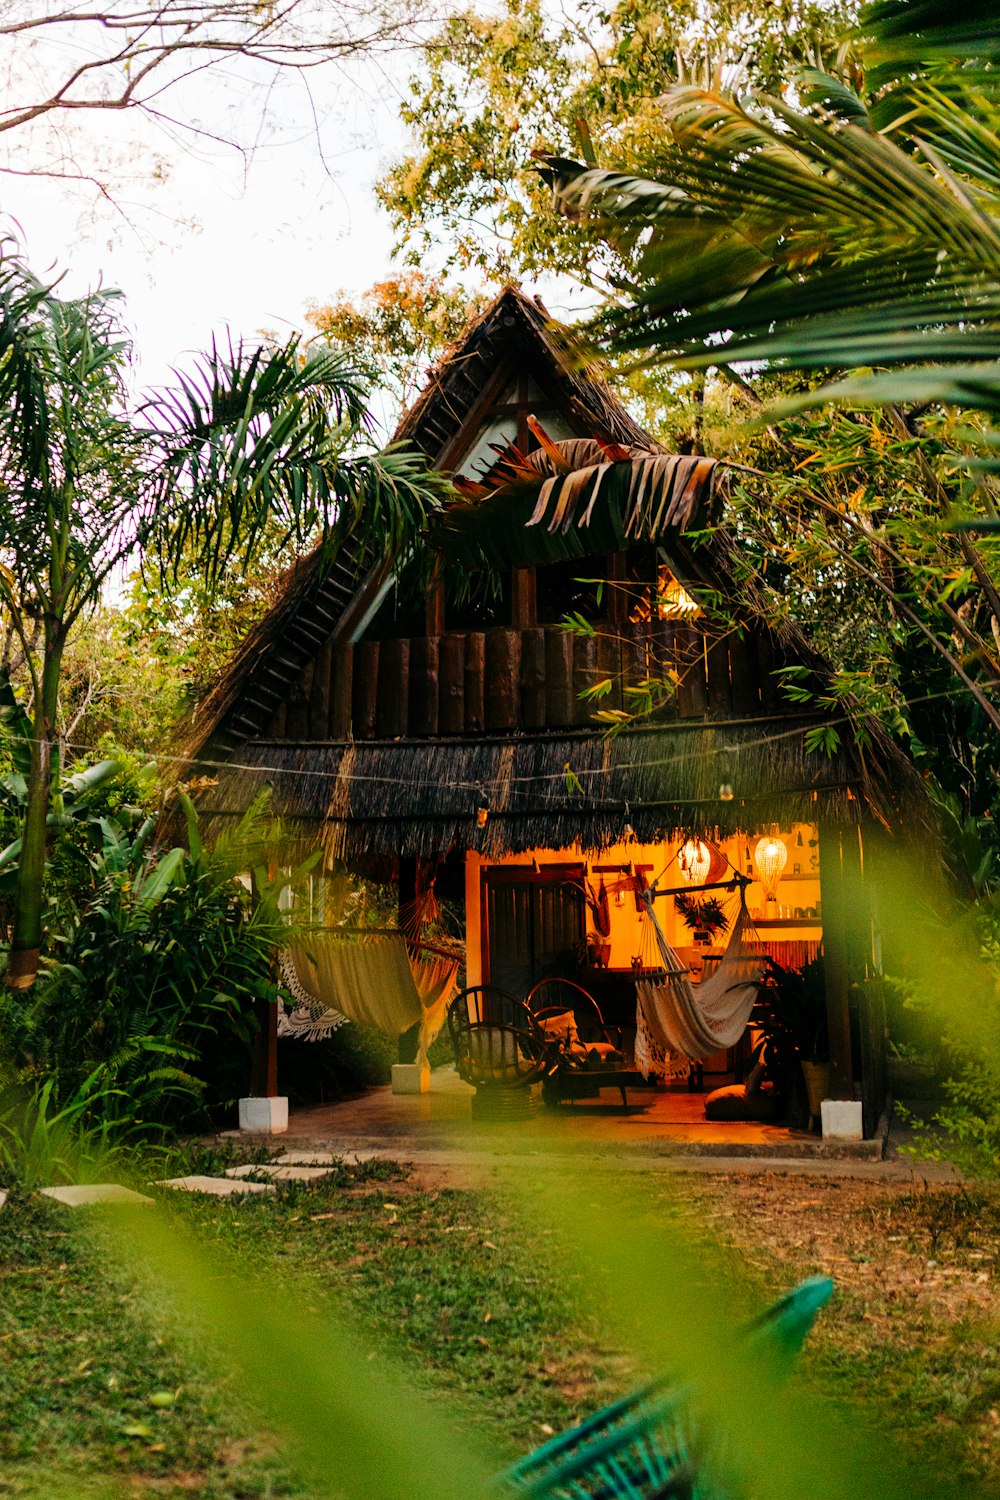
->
[753,917,823,929]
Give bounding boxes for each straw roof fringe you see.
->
[197,716,924,866]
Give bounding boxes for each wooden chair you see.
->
[526,977,640,1109]
[447,986,554,1117]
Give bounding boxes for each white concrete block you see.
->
[155,1175,276,1196]
[39,1183,152,1207]
[820,1099,864,1141]
[238,1096,288,1133]
[392,1063,430,1095]
[225,1163,333,1182]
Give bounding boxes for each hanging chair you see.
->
[635,889,765,1070]
[279,933,459,1068]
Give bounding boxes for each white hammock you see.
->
[635,891,765,1071]
[278,933,459,1068]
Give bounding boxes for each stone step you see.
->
[154,1175,276,1196]
[39,1184,152,1207]
[225,1163,334,1182]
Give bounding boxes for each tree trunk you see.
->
[7,636,62,990]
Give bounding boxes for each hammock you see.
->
[635,890,765,1073]
[278,933,459,1068]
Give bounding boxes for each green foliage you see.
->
[379,0,855,284]
[0,796,309,1133]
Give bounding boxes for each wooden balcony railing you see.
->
[266,620,783,741]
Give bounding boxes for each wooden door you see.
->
[483,865,584,998]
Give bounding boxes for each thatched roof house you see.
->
[185,284,922,1134]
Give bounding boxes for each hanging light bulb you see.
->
[679,836,712,885]
[754,834,788,901]
[475,789,489,828]
[718,781,734,802]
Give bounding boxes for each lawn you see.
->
[1,1149,999,1498]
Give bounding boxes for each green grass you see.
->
[0,1154,626,1498]
[3,1157,1000,1498]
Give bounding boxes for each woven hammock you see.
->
[278,933,459,1068]
[635,890,765,1070]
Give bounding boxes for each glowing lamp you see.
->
[754,835,788,900]
[679,837,712,886]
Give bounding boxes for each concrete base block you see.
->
[392,1063,430,1095]
[238,1096,288,1134]
[821,1099,864,1141]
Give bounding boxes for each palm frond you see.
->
[142,336,454,585]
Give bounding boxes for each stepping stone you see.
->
[0,1190,7,1212]
[225,1163,334,1182]
[39,1184,152,1208]
[154,1175,276,1196]
[277,1151,342,1167]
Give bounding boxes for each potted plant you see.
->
[751,956,830,1129]
[673,892,730,947]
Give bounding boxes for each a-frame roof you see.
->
[181,286,658,769]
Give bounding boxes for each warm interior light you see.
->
[679,837,712,885]
[718,782,734,802]
[754,835,788,900]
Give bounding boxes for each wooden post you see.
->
[353,641,379,739]
[286,660,313,738]
[485,629,520,731]
[705,634,733,717]
[250,867,280,1099]
[572,633,598,726]
[464,632,486,732]
[545,628,575,727]
[756,631,781,713]
[597,628,623,714]
[397,857,420,1064]
[519,627,546,729]
[818,819,854,1099]
[331,642,354,739]
[511,566,536,630]
[410,636,440,737]
[377,638,410,738]
[728,630,759,717]
[310,642,332,737]
[439,634,465,735]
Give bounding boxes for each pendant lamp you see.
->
[754,835,788,900]
[679,837,712,886]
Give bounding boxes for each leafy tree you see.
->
[307,272,490,425]
[378,0,855,284]
[0,241,452,989]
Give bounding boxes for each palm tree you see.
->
[536,0,1000,418]
[521,0,1000,745]
[0,242,452,988]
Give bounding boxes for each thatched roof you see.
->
[180,285,656,770]
[196,713,923,866]
[393,285,655,457]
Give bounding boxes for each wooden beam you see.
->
[410,636,440,737]
[353,640,380,738]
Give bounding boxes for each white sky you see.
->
[6,45,421,403]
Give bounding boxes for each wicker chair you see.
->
[526,978,637,1109]
[447,986,554,1120]
[498,1275,834,1499]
